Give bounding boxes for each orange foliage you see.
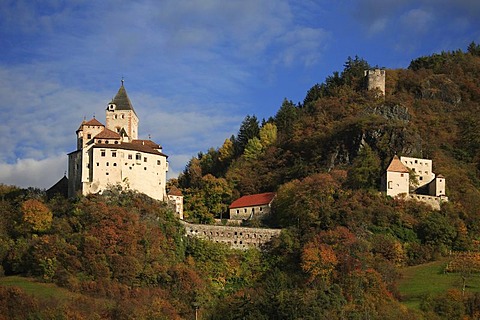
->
[301,241,338,284]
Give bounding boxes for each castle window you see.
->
[112,151,116,157]
[157,160,160,165]
[401,173,404,177]
[113,163,117,167]
[121,114,125,119]
[128,154,132,160]
[101,150,106,157]
[114,115,117,119]
[144,157,147,162]
[106,162,109,166]
[87,134,91,139]
[419,177,423,181]
[415,160,418,164]
[106,172,109,175]
[96,162,99,166]
[105,140,109,144]
[388,181,392,189]
[114,141,118,144]
[98,140,102,144]
[144,167,147,170]
[136,153,141,161]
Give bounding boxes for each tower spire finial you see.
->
[121,76,124,86]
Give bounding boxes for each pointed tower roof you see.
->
[387,155,409,173]
[84,118,104,126]
[111,81,137,115]
[76,118,104,133]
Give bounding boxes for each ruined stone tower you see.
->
[364,69,385,96]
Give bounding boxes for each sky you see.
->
[0,0,479,189]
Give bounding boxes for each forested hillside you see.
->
[2,44,480,319]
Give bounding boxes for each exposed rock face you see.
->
[365,104,411,122]
[327,104,423,170]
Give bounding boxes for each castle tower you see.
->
[105,80,139,141]
[364,69,385,96]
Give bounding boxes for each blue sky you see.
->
[1,0,479,188]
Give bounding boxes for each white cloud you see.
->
[0,155,66,189]
[275,27,331,66]
[400,8,434,34]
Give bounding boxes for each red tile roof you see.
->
[230,192,276,209]
[84,118,104,127]
[132,139,162,149]
[94,128,121,139]
[93,142,168,157]
[387,155,409,173]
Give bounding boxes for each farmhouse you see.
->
[229,192,276,221]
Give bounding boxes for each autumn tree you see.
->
[301,240,338,285]
[21,199,52,233]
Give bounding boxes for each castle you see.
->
[382,155,448,210]
[67,81,169,201]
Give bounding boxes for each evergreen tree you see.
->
[234,115,260,156]
[346,144,381,190]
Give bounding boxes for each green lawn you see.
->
[0,276,76,301]
[398,260,480,310]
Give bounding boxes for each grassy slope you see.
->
[398,260,480,310]
[0,276,111,307]
[0,276,75,300]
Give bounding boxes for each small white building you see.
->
[229,192,276,221]
[383,155,410,197]
[68,82,169,201]
[167,186,184,220]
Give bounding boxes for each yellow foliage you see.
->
[21,199,52,232]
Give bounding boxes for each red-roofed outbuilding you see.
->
[229,192,276,221]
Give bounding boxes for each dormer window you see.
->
[108,103,116,111]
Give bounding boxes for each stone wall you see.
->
[407,194,448,210]
[181,221,282,250]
